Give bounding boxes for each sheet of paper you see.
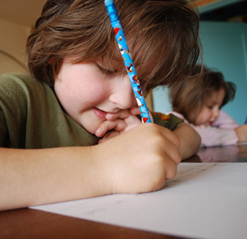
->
[31,163,247,239]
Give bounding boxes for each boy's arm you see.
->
[97,110,201,159]
[0,146,109,211]
[0,123,181,211]
[173,122,201,160]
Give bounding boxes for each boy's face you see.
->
[54,57,137,134]
[195,88,225,126]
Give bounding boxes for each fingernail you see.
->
[95,128,101,136]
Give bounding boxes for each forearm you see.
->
[235,124,247,143]
[173,123,201,160]
[0,147,111,211]
[193,125,238,147]
[0,124,183,211]
[212,110,239,129]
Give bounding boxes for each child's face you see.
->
[195,88,225,126]
[54,57,138,134]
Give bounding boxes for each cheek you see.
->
[197,110,212,124]
[195,114,203,125]
[55,62,112,111]
[72,72,111,104]
[195,110,207,125]
[57,78,104,106]
[79,82,111,106]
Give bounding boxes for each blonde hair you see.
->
[26,0,200,92]
[169,65,236,124]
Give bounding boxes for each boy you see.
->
[0,0,201,211]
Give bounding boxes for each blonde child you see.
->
[168,64,247,147]
[0,0,201,211]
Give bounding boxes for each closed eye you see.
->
[96,63,117,75]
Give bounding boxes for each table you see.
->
[1,144,247,239]
[184,144,247,163]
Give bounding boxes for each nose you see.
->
[109,75,136,109]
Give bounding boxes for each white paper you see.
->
[31,163,247,239]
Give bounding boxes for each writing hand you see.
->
[94,123,181,194]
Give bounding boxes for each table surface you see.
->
[1,144,247,239]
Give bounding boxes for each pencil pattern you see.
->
[104,0,152,123]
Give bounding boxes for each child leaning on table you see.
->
[168,64,247,147]
[0,0,201,211]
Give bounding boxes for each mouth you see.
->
[92,107,107,119]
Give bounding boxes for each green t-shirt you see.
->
[0,73,183,149]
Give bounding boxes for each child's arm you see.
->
[190,125,239,147]
[213,111,247,143]
[212,110,239,129]
[234,124,247,143]
[97,110,201,159]
[172,122,201,159]
[0,123,181,211]
[168,111,242,147]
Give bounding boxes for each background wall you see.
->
[153,22,247,125]
[0,0,45,74]
[0,18,29,74]
[153,1,247,125]
[1,0,246,120]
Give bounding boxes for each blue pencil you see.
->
[104,0,152,123]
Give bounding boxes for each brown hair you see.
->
[26,0,200,92]
[169,65,236,124]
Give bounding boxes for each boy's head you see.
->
[169,65,236,124]
[26,0,200,93]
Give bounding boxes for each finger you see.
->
[124,114,141,126]
[164,157,178,180]
[164,141,182,165]
[147,124,181,165]
[130,107,141,115]
[130,107,153,122]
[106,110,132,121]
[95,120,127,137]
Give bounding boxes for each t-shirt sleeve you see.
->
[151,112,184,131]
[0,74,30,147]
[0,109,9,146]
[0,73,100,149]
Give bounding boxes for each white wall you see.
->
[0,18,30,74]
